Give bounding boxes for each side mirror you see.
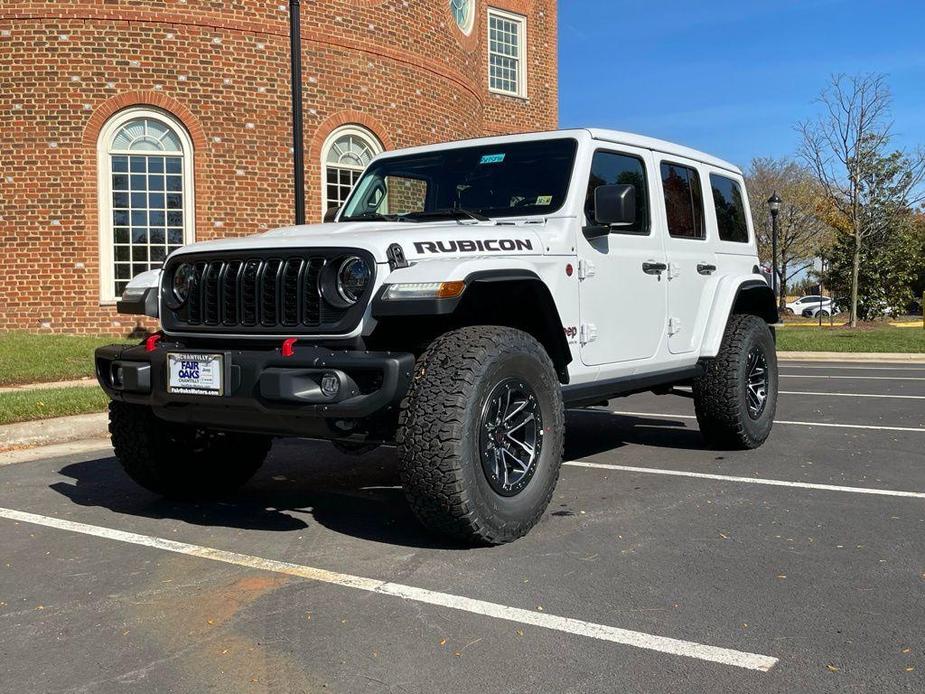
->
[323,205,341,223]
[594,184,636,227]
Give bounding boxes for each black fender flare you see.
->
[371,269,572,381]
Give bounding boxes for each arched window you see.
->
[97,108,194,301]
[451,0,475,35]
[321,125,382,214]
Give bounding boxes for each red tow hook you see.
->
[144,332,163,352]
[281,337,298,358]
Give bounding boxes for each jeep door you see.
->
[577,147,668,366]
[656,156,718,354]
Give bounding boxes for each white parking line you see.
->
[780,375,925,381]
[0,507,777,672]
[565,461,925,500]
[607,411,925,433]
[673,386,923,400]
[779,390,925,400]
[781,365,925,371]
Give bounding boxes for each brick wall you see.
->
[0,0,558,334]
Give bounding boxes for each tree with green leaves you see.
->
[820,206,923,319]
[798,73,925,326]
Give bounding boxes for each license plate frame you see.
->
[166,352,225,396]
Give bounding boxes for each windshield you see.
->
[340,138,578,222]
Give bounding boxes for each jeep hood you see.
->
[170,221,545,263]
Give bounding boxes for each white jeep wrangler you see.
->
[97,129,778,544]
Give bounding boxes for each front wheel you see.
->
[692,314,778,449]
[109,402,271,499]
[397,326,565,545]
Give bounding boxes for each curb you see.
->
[0,412,109,452]
[777,351,925,364]
[0,437,112,467]
[0,378,98,395]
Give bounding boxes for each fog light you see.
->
[321,372,340,398]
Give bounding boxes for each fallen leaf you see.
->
[826,664,839,672]
[901,647,911,654]
[719,533,728,540]
[515,629,524,637]
[905,666,914,672]
[439,639,446,647]
[536,606,544,611]
[776,575,787,579]
[453,652,461,657]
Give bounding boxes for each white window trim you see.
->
[487,7,527,99]
[320,124,383,215]
[96,107,195,304]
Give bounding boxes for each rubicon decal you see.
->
[413,239,533,254]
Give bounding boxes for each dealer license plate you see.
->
[167,353,224,396]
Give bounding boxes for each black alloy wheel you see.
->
[479,378,543,496]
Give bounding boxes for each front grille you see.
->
[161,250,374,335]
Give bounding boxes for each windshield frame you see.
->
[338,136,580,223]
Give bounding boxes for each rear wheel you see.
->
[397,326,564,545]
[692,314,777,449]
[109,401,271,499]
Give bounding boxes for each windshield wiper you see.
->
[405,208,490,223]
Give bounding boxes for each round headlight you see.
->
[335,256,370,304]
[172,263,196,304]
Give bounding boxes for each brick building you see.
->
[0,0,558,333]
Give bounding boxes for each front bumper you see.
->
[95,338,414,437]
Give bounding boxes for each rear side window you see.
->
[585,151,649,234]
[660,162,704,239]
[710,174,749,243]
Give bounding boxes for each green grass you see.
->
[0,386,110,426]
[775,326,925,353]
[0,332,132,386]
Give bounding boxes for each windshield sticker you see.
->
[479,153,506,165]
[536,195,553,206]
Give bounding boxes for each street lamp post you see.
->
[767,193,781,317]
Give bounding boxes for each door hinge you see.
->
[578,259,596,280]
[667,262,681,279]
[668,317,682,336]
[579,322,598,345]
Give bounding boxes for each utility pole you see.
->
[289,0,306,225]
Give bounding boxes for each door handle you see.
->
[697,263,717,275]
[642,261,667,275]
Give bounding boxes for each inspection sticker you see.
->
[479,153,506,164]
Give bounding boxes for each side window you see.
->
[660,162,704,239]
[710,174,749,243]
[585,151,649,234]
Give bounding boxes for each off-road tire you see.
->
[109,401,271,499]
[397,326,565,545]
[692,314,778,450]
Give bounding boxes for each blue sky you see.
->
[558,0,925,169]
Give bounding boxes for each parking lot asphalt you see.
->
[0,360,923,693]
